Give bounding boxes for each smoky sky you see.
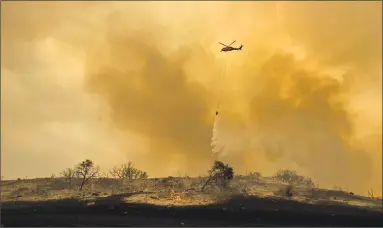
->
[2,2,381,195]
[85,30,216,173]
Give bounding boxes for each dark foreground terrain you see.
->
[2,193,383,227]
[2,177,382,226]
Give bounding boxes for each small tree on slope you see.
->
[75,159,100,191]
[201,161,234,192]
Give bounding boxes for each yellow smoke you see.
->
[1,2,381,195]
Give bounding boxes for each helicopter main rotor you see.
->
[219,40,236,47]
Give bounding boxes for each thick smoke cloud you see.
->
[247,53,373,191]
[85,28,216,175]
[2,2,381,195]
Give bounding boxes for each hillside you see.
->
[1,175,382,226]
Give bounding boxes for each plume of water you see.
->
[211,115,224,156]
[211,113,253,159]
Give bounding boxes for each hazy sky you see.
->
[1,1,381,196]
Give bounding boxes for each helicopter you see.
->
[219,40,243,52]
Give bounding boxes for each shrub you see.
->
[284,184,294,197]
[274,169,315,187]
[249,172,261,179]
[201,161,234,192]
[368,188,374,198]
[109,162,148,180]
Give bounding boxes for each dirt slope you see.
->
[2,176,382,226]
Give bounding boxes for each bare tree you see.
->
[110,162,148,180]
[61,168,77,184]
[75,159,100,191]
[201,161,234,192]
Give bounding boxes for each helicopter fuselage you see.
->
[221,47,236,52]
